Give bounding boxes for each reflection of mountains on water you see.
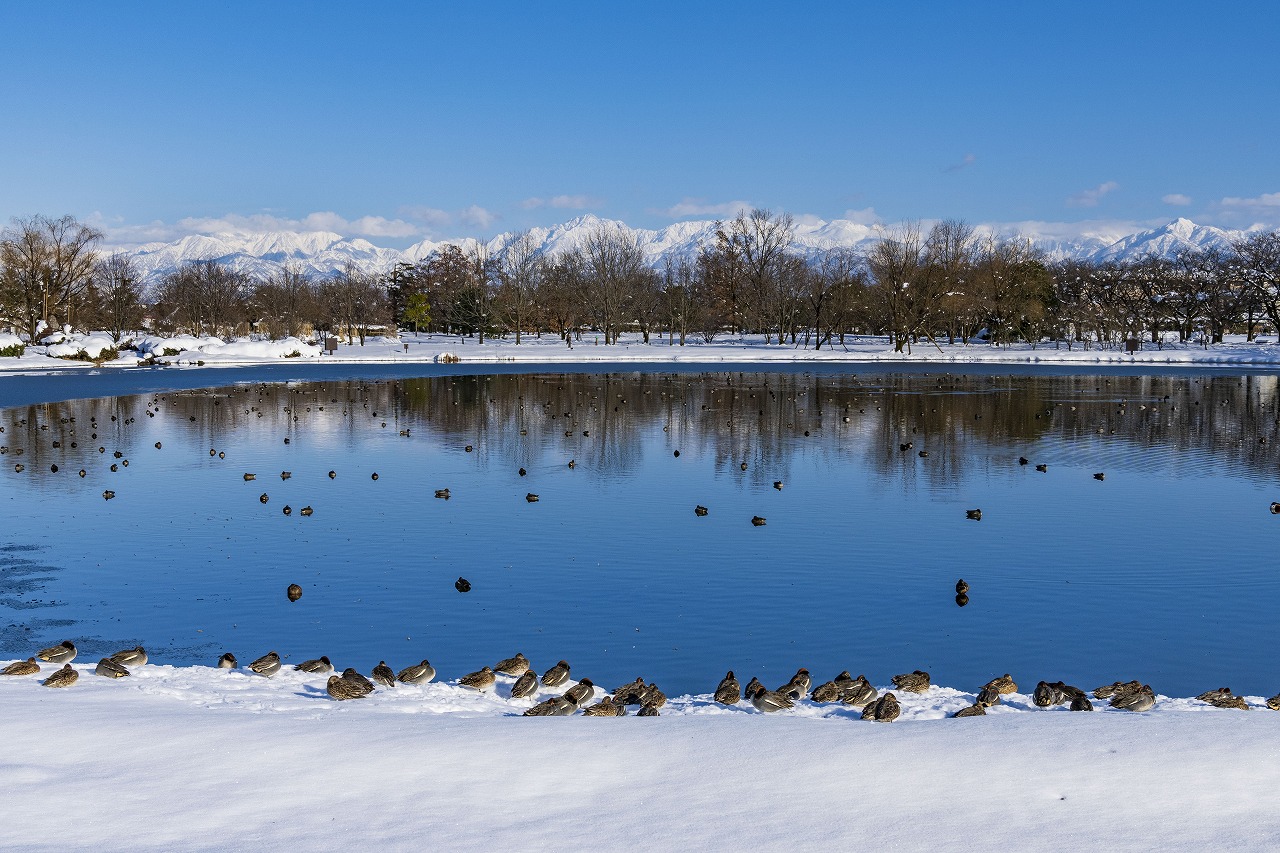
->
[3,372,1279,493]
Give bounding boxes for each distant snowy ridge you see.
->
[115,216,1254,285]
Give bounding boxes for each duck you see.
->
[773,481,784,490]
[637,700,662,716]
[976,685,1002,707]
[109,646,147,668]
[218,652,238,669]
[494,653,530,676]
[541,660,571,688]
[965,509,982,520]
[1035,464,1048,472]
[248,651,282,677]
[953,704,986,717]
[95,658,130,678]
[1093,680,1141,700]
[1070,694,1095,712]
[300,506,313,517]
[743,677,765,701]
[751,516,767,526]
[1094,472,1106,481]
[454,577,472,592]
[2,658,40,676]
[713,671,741,705]
[892,670,931,694]
[435,488,451,499]
[612,677,648,705]
[984,673,1017,694]
[1198,688,1249,710]
[397,660,436,685]
[36,641,77,664]
[525,493,540,502]
[750,685,794,713]
[295,656,334,674]
[564,678,595,707]
[459,667,497,691]
[839,676,878,708]
[956,579,970,595]
[327,674,373,700]
[582,696,625,717]
[694,505,709,516]
[1110,684,1156,712]
[1032,681,1061,707]
[372,661,397,687]
[643,683,668,708]
[778,668,811,699]
[43,663,78,688]
[522,697,563,716]
[811,679,843,703]
[341,668,376,691]
[550,696,578,716]
[1266,694,1280,711]
[510,670,539,699]
[862,692,901,722]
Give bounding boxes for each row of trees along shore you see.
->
[3,211,1280,351]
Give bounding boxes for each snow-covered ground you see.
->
[4,330,1280,373]
[1,661,1277,851]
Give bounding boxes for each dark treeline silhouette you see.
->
[4,211,1280,350]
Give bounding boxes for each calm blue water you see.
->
[2,368,1278,698]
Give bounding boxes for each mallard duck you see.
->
[564,678,595,707]
[840,675,877,708]
[2,658,40,676]
[637,700,661,716]
[892,670,930,694]
[397,660,435,685]
[43,663,78,688]
[459,667,496,691]
[372,661,396,687]
[110,646,147,668]
[582,696,624,717]
[510,670,538,699]
[750,685,794,713]
[523,697,562,716]
[248,651,281,677]
[1070,694,1094,712]
[36,641,77,664]
[713,671,741,704]
[341,668,375,691]
[295,656,333,674]
[327,674,372,700]
[985,673,1017,694]
[1110,684,1155,712]
[778,668,811,700]
[1033,681,1060,707]
[494,653,530,677]
[976,686,1002,707]
[541,660,571,688]
[862,692,901,722]
[953,704,986,717]
[95,658,130,678]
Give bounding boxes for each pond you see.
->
[2,367,1278,698]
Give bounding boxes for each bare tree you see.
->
[89,253,146,342]
[153,261,249,337]
[495,230,542,344]
[719,209,796,343]
[252,265,314,339]
[0,214,102,337]
[581,222,646,344]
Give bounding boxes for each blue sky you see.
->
[1,2,1277,245]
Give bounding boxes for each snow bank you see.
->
[0,662,1277,850]
[0,332,23,354]
[45,334,118,360]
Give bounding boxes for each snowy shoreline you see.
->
[2,660,1279,851]
[6,331,1280,376]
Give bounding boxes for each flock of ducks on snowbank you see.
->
[8,641,1280,717]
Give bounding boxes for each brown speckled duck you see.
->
[43,664,78,688]
[714,670,741,705]
[891,670,930,694]
[1,658,40,676]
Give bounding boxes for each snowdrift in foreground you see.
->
[0,662,1277,851]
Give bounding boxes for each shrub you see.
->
[57,347,119,363]
[0,343,25,358]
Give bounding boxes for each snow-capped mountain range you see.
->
[115,216,1253,286]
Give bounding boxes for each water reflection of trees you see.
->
[3,373,1279,491]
